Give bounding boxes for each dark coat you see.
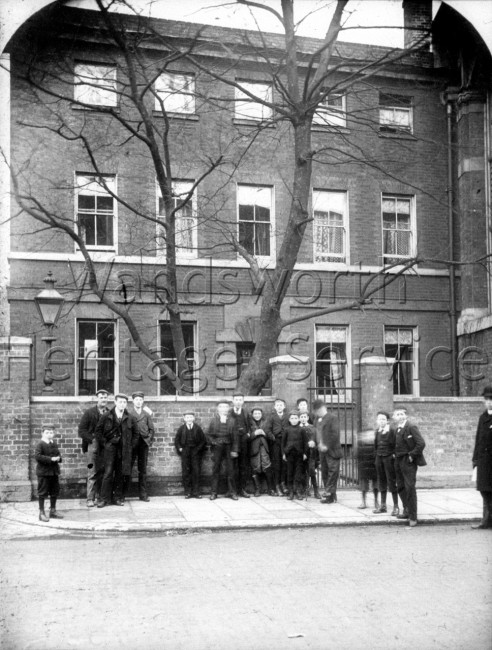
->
[250,417,272,473]
[228,407,253,437]
[282,424,308,457]
[207,416,239,453]
[265,411,289,440]
[95,408,139,475]
[78,405,108,452]
[174,423,206,455]
[316,412,342,459]
[394,421,426,466]
[374,426,395,457]
[35,440,62,477]
[128,407,155,447]
[357,431,377,481]
[472,410,492,491]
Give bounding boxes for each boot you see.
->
[288,490,294,501]
[275,484,283,497]
[390,492,399,516]
[38,497,49,522]
[281,482,288,496]
[266,470,276,496]
[374,490,387,513]
[227,479,238,501]
[252,475,261,498]
[295,483,304,500]
[373,489,380,510]
[311,475,321,499]
[49,497,64,519]
[358,491,367,509]
[472,495,491,529]
[321,494,335,504]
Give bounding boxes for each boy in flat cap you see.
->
[174,411,206,498]
[128,391,155,501]
[95,394,139,508]
[78,388,109,507]
[35,424,63,522]
[282,410,308,500]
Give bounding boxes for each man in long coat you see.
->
[312,399,342,504]
[95,393,139,508]
[472,386,492,530]
[78,388,109,507]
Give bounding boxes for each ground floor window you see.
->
[384,327,416,395]
[159,322,196,395]
[77,320,115,395]
[315,326,348,394]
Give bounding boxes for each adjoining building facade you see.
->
[4,1,484,402]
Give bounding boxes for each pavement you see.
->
[0,487,483,535]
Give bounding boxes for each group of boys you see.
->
[357,407,427,527]
[173,393,343,504]
[35,390,438,530]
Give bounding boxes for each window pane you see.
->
[239,204,254,221]
[155,73,195,113]
[239,221,254,254]
[255,222,270,256]
[79,214,95,246]
[235,82,272,120]
[74,64,117,107]
[256,205,270,222]
[79,195,95,210]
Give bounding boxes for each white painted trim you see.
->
[7,252,452,277]
[30,395,275,403]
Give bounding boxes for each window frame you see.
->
[236,183,274,260]
[154,72,196,115]
[76,319,117,396]
[313,93,347,128]
[158,321,198,396]
[384,326,419,396]
[379,93,413,134]
[312,189,349,264]
[156,179,198,260]
[314,325,350,396]
[75,174,117,251]
[381,193,416,263]
[234,80,273,122]
[73,62,117,108]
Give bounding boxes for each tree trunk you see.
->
[237,120,313,395]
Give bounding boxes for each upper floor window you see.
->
[382,194,415,262]
[384,327,417,395]
[313,93,346,128]
[379,93,413,133]
[157,180,197,258]
[74,63,117,107]
[237,184,272,257]
[313,190,348,263]
[235,81,273,121]
[155,72,195,114]
[315,325,348,395]
[76,175,116,249]
[77,320,115,395]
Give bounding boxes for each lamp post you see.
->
[35,271,64,392]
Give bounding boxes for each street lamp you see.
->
[35,271,64,392]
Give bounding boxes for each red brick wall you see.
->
[396,396,482,486]
[29,397,275,497]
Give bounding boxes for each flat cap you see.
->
[132,391,145,399]
[114,393,129,401]
[482,386,492,398]
[41,423,57,430]
[95,388,109,396]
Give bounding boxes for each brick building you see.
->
[0,0,491,499]
[3,1,472,400]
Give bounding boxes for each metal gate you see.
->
[309,386,361,488]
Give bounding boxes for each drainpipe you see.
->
[446,100,459,396]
